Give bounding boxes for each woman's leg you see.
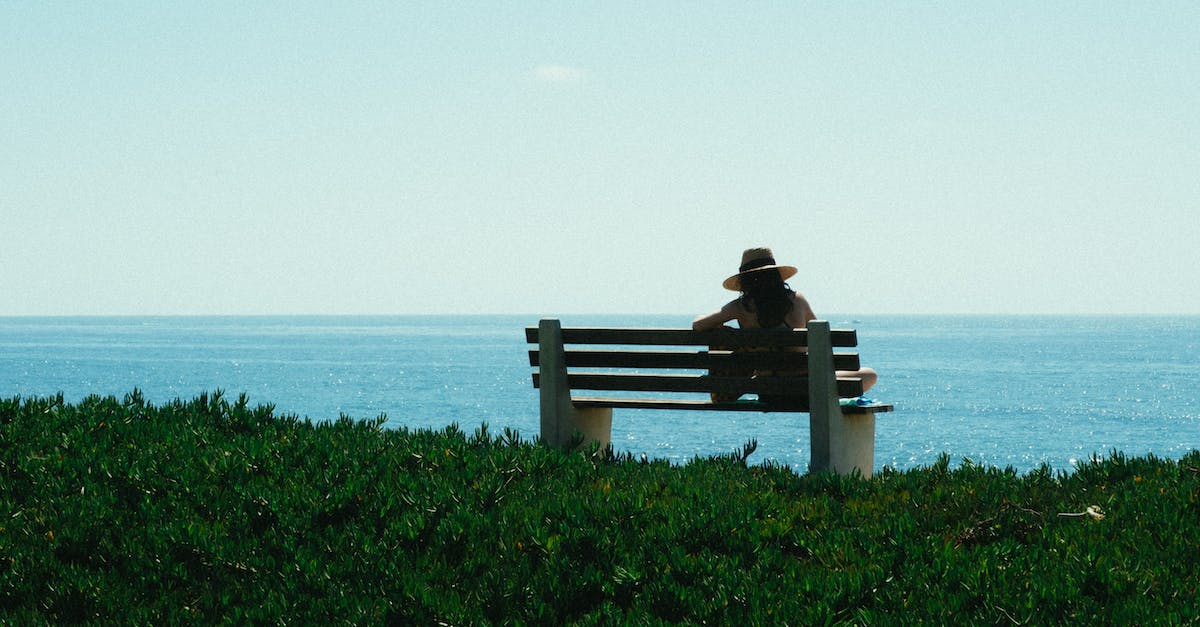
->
[837,367,877,394]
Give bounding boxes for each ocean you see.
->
[2,315,1197,474]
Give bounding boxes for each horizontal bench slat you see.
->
[532,372,865,398]
[571,396,893,414]
[525,326,858,348]
[528,349,860,372]
[841,403,894,414]
[572,397,807,412]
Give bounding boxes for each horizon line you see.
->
[3,312,1199,319]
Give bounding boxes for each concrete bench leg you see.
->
[806,320,875,478]
[542,405,613,450]
[538,318,614,450]
[828,411,875,478]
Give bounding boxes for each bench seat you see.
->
[570,396,890,414]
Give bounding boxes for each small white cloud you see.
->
[532,64,584,84]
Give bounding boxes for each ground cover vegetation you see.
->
[2,392,1198,624]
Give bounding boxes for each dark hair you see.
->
[738,269,795,328]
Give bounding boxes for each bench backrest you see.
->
[526,320,867,412]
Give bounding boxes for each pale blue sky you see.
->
[3,2,1197,316]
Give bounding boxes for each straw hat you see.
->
[722,247,798,291]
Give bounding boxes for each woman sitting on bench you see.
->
[693,247,878,400]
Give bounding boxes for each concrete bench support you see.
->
[829,412,876,477]
[807,320,875,477]
[538,318,613,449]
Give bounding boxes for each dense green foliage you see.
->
[2,392,1199,624]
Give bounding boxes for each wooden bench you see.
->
[526,318,893,477]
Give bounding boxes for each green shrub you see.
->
[2,392,1198,623]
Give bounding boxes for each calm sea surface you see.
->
[2,315,1197,473]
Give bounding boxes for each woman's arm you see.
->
[693,300,739,330]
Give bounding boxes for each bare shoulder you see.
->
[789,291,817,326]
[790,291,815,312]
